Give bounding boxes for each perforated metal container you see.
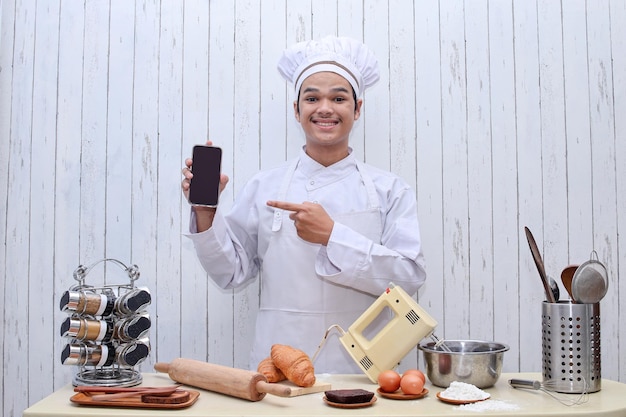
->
[541,301,601,393]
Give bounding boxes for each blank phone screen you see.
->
[189,146,222,206]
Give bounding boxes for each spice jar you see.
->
[114,313,151,342]
[116,338,151,367]
[60,317,113,342]
[114,287,151,315]
[59,290,115,317]
[61,343,116,367]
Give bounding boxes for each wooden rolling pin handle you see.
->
[154,359,291,401]
[256,380,292,397]
[154,362,170,373]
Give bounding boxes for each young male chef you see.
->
[181,36,426,373]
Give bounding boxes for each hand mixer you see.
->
[312,283,444,383]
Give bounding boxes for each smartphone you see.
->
[188,145,222,207]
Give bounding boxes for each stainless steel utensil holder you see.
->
[60,258,151,387]
[541,301,601,393]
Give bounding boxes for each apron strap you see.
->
[355,159,380,210]
[271,158,299,232]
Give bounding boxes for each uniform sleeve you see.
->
[184,187,261,289]
[314,186,426,297]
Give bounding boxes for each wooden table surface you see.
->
[23,372,626,417]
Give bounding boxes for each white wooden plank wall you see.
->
[1,1,625,415]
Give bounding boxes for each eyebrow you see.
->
[302,86,351,94]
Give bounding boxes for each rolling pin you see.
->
[154,358,292,401]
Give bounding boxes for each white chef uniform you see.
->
[186,148,426,373]
[185,35,426,373]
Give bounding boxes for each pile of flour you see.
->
[456,400,520,412]
[440,381,490,400]
[441,381,521,412]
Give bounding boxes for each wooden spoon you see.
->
[74,385,180,394]
[524,227,557,303]
[561,265,578,301]
[90,386,181,401]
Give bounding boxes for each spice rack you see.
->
[59,258,152,387]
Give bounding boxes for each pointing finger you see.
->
[266,200,305,212]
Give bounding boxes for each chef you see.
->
[182,35,426,373]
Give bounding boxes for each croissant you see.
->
[270,343,316,387]
[257,356,286,383]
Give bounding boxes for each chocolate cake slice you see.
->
[324,389,375,404]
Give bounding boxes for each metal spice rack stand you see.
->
[59,258,152,387]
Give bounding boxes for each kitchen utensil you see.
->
[74,385,179,394]
[560,264,578,300]
[70,390,200,409]
[154,359,314,401]
[140,390,191,404]
[509,378,588,405]
[418,340,509,388]
[571,251,608,304]
[312,283,439,384]
[549,276,560,302]
[541,301,601,393]
[90,386,180,401]
[524,227,557,303]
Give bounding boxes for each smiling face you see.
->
[294,71,363,166]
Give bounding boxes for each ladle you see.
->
[524,227,557,303]
[549,277,560,302]
[560,264,578,301]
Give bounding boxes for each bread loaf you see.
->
[270,344,316,387]
[257,356,286,383]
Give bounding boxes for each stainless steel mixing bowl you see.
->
[418,340,509,388]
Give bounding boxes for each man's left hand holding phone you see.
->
[182,141,229,232]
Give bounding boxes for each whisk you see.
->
[509,378,588,406]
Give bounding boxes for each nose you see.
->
[317,98,333,114]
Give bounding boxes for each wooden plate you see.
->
[377,388,429,400]
[436,392,490,405]
[70,390,200,409]
[323,395,377,409]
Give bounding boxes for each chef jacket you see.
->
[186,147,426,373]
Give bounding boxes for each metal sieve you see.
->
[571,251,608,304]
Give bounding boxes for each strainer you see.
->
[571,251,608,304]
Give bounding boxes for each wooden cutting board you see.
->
[272,380,331,396]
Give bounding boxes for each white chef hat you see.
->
[277,36,380,97]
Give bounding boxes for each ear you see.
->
[354,98,363,121]
[293,100,300,122]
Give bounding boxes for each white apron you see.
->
[250,157,383,374]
